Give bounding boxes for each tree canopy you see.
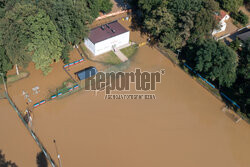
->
[132,0,219,49]
[25,7,64,75]
[0,46,12,75]
[237,39,250,113]
[216,0,243,12]
[0,0,113,75]
[194,39,238,87]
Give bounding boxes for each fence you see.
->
[5,93,56,167]
[183,63,240,109]
[33,84,80,109]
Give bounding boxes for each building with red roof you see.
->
[212,10,230,35]
[84,20,130,56]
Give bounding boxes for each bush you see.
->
[230,38,241,51]
[99,0,113,14]
[231,11,249,25]
[61,44,72,64]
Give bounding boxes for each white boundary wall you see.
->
[84,31,130,56]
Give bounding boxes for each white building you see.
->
[84,21,130,56]
[212,10,230,36]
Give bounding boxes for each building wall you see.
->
[212,15,230,36]
[84,38,95,55]
[89,31,130,56]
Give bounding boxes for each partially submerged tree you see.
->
[24,8,64,75]
[1,3,63,75]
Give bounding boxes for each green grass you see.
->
[80,43,122,65]
[120,44,138,59]
[6,72,29,84]
[103,51,122,65]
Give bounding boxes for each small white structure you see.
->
[84,21,130,56]
[212,10,230,35]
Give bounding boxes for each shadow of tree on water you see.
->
[36,152,47,167]
[0,149,18,167]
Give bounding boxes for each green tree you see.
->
[1,3,63,75]
[238,39,250,80]
[61,44,72,64]
[37,0,93,45]
[191,0,219,42]
[237,39,250,114]
[85,0,113,17]
[86,0,101,18]
[0,46,12,75]
[168,0,219,46]
[216,0,243,12]
[0,3,35,67]
[132,0,219,49]
[195,39,238,87]
[99,0,113,13]
[231,10,249,25]
[143,1,178,48]
[24,9,64,75]
[230,38,241,51]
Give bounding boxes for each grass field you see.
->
[0,72,29,85]
[7,72,29,83]
[120,44,138,59]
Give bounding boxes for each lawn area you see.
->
[6,72,29,84]
[120,44,138,59]
[80,43,122,65]
[102,51,122,65]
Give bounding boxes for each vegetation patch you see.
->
[231,10,249,26]
[6,72,29,84]
[80,44,122,65]
[0,0,113,76]
[120,44,138,59]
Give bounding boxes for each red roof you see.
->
[88,21,129,44]
[215,10,228,21]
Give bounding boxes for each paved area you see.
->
[114,43,135,62]
[114,49,128,62]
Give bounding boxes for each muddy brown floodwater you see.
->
[31,44,250,167]
[0,100,40,167]
[1,20,250,167]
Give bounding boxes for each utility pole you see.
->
[53,139,62,167]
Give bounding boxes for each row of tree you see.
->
[131,0,220,50]
[130,0,249,115]
[0,0,113,75]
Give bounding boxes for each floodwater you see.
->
[32,45,250,167]
[0,100,40,166]
[1,20,250,167]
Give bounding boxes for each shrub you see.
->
[230,38,241,51]
[231,11,249,25]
